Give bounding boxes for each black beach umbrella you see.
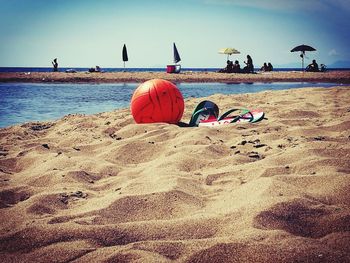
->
[122,44,128,70]
[173,43,181,64]
[291,44,316,71]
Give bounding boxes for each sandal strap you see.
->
[189,107,218,126]
[189,101,219,127]
[218,108,251,122]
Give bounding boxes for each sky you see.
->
[0,0,349,68]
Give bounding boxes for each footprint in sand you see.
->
[0,188,31,208]
[253,198,350,238]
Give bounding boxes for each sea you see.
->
[1,67,349,128]
[0,81,347,128]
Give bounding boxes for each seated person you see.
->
[226,60,234,73]
[232,60,241,73]
[267,62,273,71]
[306,60,319,72]
[89,66,102,73]
[218,60,233,73]
[260,63,268,72]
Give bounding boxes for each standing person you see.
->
[52,58,58,72]
[243,55,254,73]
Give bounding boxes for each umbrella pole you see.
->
[302,55,304,72]
[302,51,305,72]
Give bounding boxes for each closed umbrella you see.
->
[218,48,240,61]
[122,44,128,70]
[173,43,181,64]
[291,44,316,71]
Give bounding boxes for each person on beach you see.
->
[218,60,233,73]
[306,60,319,72]
[260,62,268,72]
[89,66,102,73]
[243,55,254,73]
[52,58,58,72]
[267,62,273,71]
[232,60,241,73]
[226,60,234,73]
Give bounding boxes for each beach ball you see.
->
[130,79,184,124]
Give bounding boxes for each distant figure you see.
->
[267,62,273,71]
[218,60,233,73]
[226,60,234,73]
[52,58,58,72]
[306,59,319,72]
[232,60,241,73]
[260,62,268,72]
[89,66,102,73]
[243,55,254,73]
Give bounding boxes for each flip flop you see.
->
[189,100,219,127]
[198,108,265,127]
[189,101,265,127]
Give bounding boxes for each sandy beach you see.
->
[1,81,350,261]
[1,70,350,83]
[1,0,350,260]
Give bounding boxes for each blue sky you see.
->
[0,0,349,68]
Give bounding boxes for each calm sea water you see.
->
[0,82,344,128]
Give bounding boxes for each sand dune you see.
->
[1,87,350,262]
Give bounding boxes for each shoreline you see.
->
[1,70,350,83]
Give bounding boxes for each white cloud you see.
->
[328,49,338,56]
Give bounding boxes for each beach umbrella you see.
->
[218,48,240,61]
[122,44,128,70]
[291,44,316,71]
[173,43,181,64]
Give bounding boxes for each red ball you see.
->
[130,79,184,124]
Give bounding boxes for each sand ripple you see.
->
[1,87,350,262]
